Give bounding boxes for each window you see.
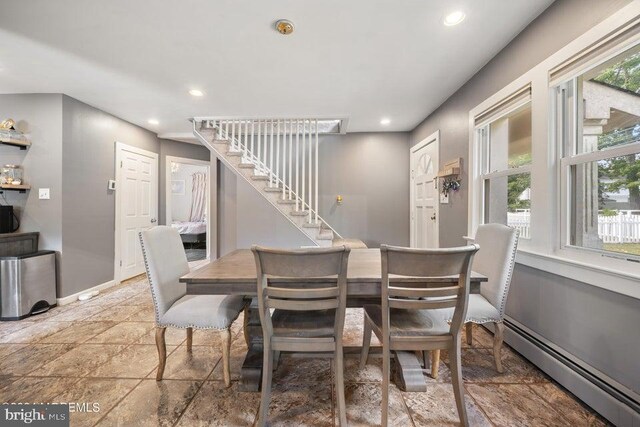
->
[557,44,640,258]
[476,95,532,238]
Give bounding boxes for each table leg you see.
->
[239,297,264,391]
[392,351,428,392]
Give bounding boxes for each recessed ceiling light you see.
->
[189,89,204,97]
[380,118,391,125]
[443,10,465,26]
[148,119,159,125]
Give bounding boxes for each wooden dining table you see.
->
[180,248,487,392]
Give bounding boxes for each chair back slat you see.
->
[255,247,347,277]
[385,246,476,277]
[389,285,460,298]
[266,286,340,299]
[268,298,339,311]
[388,298,458,310]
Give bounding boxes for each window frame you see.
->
[475,99,533,234]
[467,2,640,299]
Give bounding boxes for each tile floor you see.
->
[0,274,609,426]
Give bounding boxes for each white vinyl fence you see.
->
[507,210,640,243]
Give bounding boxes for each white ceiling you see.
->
[0,0,554,138]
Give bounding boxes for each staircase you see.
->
[192,118,342,247]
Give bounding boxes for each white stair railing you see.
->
[204,118,335,235]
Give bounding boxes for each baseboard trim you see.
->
[496,318,640,427]
[56,279,117,306]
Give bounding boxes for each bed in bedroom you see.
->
[171,221,207,244]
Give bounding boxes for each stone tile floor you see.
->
[0,274,609,426]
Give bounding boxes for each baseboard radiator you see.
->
[494,318,640,426]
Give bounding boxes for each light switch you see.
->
[39,188,50,200]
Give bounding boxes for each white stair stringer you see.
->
[192,123,340,247]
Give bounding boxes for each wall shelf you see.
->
[0,184,31,193]
[0,137,31,150]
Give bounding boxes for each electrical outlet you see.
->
[39,188,50,200]
[440,192,449,204]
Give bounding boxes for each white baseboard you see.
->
[56,279,117,306]
[492,319,640,427]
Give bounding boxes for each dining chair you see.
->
[252,245,351,427]
[139,226,246,387]
[360,244,479,427]
[431,223,519,377]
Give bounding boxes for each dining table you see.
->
[180,248,487,392]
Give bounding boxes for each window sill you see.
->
[515,248,640,300]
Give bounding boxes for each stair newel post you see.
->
[308,119,313,224]
[269,120,274,187]
[289,119,293,201]
[315,119,319,225]
[301,119,306,211]
[295,119,300,211]
[250,121,255,164]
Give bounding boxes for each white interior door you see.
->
[116,143,158,281]
[410,132,439,248]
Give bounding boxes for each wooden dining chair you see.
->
[359,244,479,427]
[139,226,246,387]
[252,245,351,427]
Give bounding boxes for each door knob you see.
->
[151,218,157,223]
[430,213,436,221]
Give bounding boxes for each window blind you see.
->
[549,17,640,87]
[473,84,531,128]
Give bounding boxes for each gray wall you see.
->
[409,0,638,405]
[318,132,410,248]
[217,132,410,253]
[61,95,160,298]
[411,0,631,248]
[0,94,64,287]
[1,94,211,298]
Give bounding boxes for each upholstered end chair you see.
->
[139,226,246,386]
[432,223,519,376]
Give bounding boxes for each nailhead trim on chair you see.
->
[138,232,244,331]
[497,228,519,319]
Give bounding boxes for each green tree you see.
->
[507,153,531,211]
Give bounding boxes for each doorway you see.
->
[410,131,440,248]
[165,156,210,262]
[114,142,158,283]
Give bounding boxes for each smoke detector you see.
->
[275,20,294,35]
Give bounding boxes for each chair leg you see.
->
[243,305,250,347]
[450,339,469,427]
[273,351,281,371]
[359,317,372,369]
[186,327,193,352]
[465,323,473,346]
[493,322,505,373]
[431,349,440,379]
[221,328,232,387]
[335,346,347,426]
[155,327,167,381]
[257,341,274,427]
[381,342,390,427]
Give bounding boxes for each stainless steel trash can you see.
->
[0,250,57,320]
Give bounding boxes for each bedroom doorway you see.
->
[165,156,211,262]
